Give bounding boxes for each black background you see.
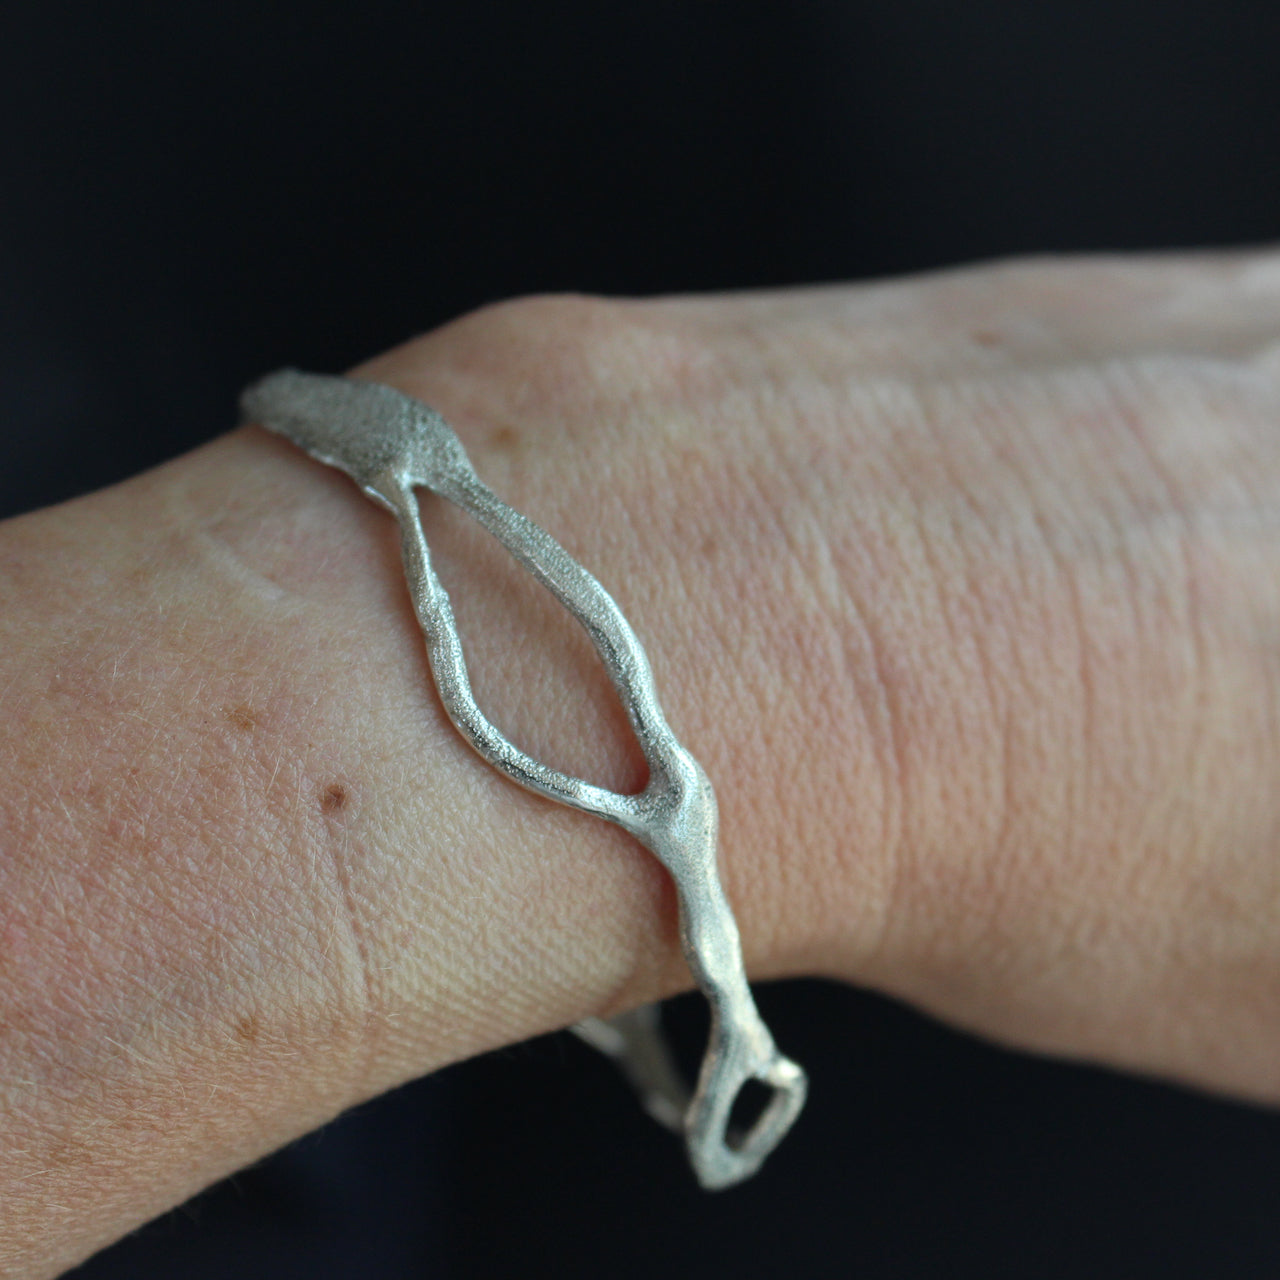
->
[3,2,1280,1276]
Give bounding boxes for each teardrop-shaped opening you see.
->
[413,484,650,796]
[726,1078,778,1151]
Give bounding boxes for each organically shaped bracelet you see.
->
[240,369,806,1188]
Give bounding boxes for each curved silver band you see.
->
[240,369,806,1188]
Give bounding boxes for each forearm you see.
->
[0,426,666,1273]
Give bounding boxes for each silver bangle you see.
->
[240,369,806,1189]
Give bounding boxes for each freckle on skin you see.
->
[225,704,257,732]
[234,1014,260,1044]
[320,783,347,815]
[972,329,1001,347]
[489,425,520,450]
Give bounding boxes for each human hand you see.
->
[3,251,1278,1274]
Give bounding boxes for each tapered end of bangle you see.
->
[240,368,475,503]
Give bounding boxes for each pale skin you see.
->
[2,251,1279,1276]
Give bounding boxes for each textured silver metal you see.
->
[240,368,806,1188]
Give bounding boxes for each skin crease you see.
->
[1,251,1279,1275]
